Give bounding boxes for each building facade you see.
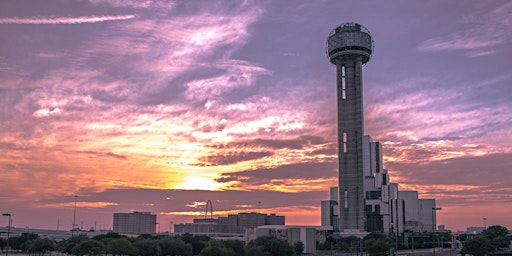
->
[321,187,339,231]
[323,134,438,236]
[113,212,156,235]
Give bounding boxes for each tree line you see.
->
[0,231,303,256]
[315,225,510,256]
[0,225,509,256]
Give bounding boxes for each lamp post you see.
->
[2,213,11,256]
[432,208,442,256]
[73,195,78,230]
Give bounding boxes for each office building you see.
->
[113,212,156,235]
[325,23,438,236]
[323,135,438,236]
[321,200,339,230]
[321,186,339,231]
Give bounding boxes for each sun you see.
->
[174,176,223,191]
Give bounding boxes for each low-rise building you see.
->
[174,212,285,235]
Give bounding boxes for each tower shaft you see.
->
[337,56,365,231]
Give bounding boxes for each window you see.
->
[366,191,381,200]
[343,132,347,152]
[344,189,348,208]
[341,66,346,99]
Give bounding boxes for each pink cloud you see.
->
[0,15,136,24]
[417,1,511,55]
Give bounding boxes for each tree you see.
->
[93,232,127,246]
[160,237,193,256]
[133,238,161,256]
[137,233,157,240]
[198,239,235,256]
[461,235,494,256]
[364,238,390,256]
[107,238,138,256]
[57,234,90,255]
[178,233,210,255]
[222,240,245,256]
[72,239,105,256]
[334,236,360,252]
[245,236,294,256]
[482,225,511,250]
[28,238,56,255]
[0,238,5,252]
[61,242,78,255]
[293,241,304,255]
[8,233,39,251]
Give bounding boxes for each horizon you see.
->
[0,0,511,232]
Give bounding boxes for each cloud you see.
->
[390,153,512,186]
[418,36,500,53]
[0,15,136,24]
[215,162,337,192]
[364,75,512,166]
[88,0,176,10]
[417,2,512,56]
[198,151,274,166]
[210,136,330,150]
[37,201,120,209]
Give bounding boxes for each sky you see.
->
[0,0,511,233]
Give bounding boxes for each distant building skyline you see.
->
[321,134,439,235]
[174,212,285,235]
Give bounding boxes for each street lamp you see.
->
[2,213,11,256]
[73,195,78,231]
[432,208,442,256]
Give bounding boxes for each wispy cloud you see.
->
[417,2,512,56]
[0,15,136,25]
[418,36,501,53]
[88,0,176,10]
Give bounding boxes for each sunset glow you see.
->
[0,0,511,232]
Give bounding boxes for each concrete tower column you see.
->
[326,23,373,232]
[336,57,364,231]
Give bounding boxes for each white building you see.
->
[321,187,340,231]
[399,191,438,232]
[325,135,438,236]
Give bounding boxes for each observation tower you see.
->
[326,22,373,232]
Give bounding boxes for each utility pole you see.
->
[72,195,78,236]
[432,207,442,256]
[2,213,11,256]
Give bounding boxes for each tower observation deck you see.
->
[326,22,373,232]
